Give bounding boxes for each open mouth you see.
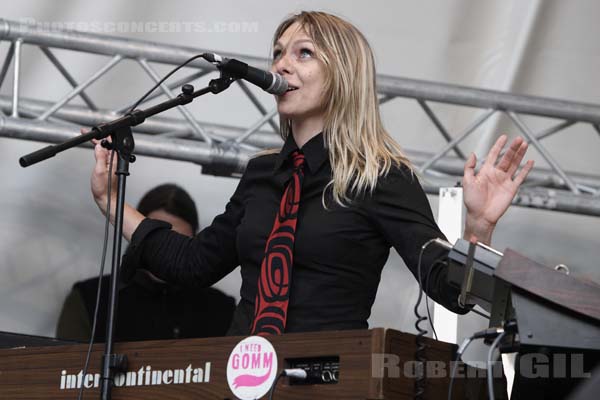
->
[286,85,299,92]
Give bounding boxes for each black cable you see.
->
[127,54,206,113]
[447,361,460,400]
[268,371,286,400]
[447,326,509,400]
[447,336,474,400]
[424,258,445,341]
[77,150,115,400]
[413,238,442,400]
[268,369,307,399]
[487,330,507,400]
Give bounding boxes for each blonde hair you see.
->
[272,11,412,206]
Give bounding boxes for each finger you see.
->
[513,160,534,186]
[93,143,108,173]
[80,127,101,146]
[93,136,113,147]
[93,141,107,160]
[80,127,94,141]
[463,152,477,185]
[483,134,508,167]
[496,137,523,172]
[507,141,528,177]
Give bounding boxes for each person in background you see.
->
[56,183,236,342]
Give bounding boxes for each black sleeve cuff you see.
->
[427,256,474,315]
[441,279,474,315]
[120,218,172,283]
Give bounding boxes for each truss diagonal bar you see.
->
[37,54,122,121]
[419,109,495,173]
[236,80,279,133]
[39,46,97,111]
[116,69,211,114]
[575,184,598,195]
[137,58,212,144]
[417,99,466,159]
[0,41,14,89]
[11,39,22,117]
[497,120,576,161]
[594,124,600,136]
[535,120,576,141]
[235,107,278,144]
[507,112,580,194]
[378,95,395,105]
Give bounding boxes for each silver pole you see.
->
[11,39,22,117]
[377,75,600,125]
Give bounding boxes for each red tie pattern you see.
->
[251,150,306,335]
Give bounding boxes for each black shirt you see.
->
[122,132,467,336]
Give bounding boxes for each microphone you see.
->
[202,53,288,95]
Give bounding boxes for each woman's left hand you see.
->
[462,135,534,244]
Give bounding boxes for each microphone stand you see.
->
[20,73,237,400]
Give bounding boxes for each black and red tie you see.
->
[251,150,306,335]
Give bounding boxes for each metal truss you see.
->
[0,18,599,216]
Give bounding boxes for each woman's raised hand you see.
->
[82,128,116,215]
[462,135,534,244]
[83,127,144,241]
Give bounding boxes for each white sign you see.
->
[226,336,278,400]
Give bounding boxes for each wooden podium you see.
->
[0,328,459,399]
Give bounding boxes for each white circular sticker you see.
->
[226,336,278,400]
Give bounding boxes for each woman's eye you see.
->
[272,49,281,60]
[299,48,313,58]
